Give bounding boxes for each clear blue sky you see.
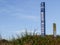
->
[0,0,60,39]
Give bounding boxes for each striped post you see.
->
[41,2,46,36]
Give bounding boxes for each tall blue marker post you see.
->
[41,2,46,36]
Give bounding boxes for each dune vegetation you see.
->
[0,31,60,45]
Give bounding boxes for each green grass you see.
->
[0,31,60,45]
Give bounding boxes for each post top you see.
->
[41,2,45,6]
